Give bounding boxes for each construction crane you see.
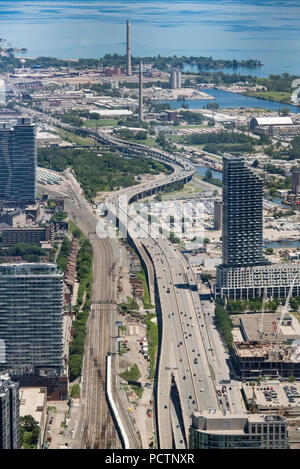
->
[258,288,267,342]
[274,274,298,355]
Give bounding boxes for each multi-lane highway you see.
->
[103,159,224,447]
[35,113,243,449]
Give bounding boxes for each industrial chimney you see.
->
[126,20,132,76]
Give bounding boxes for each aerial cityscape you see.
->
[2,0,300,454]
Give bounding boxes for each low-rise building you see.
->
[0,209,27,228]
[189,411,289,449]
[2,225,54,246]
[216,263,300,299]
[19,387,47,449]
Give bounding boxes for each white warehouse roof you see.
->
[92,109,133,117]
[251,116,293,126]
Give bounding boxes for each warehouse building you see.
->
[249,116,300,136]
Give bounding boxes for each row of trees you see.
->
[69,237,93,382]
[56,237,71,273]
[183,130,256,146]
[0,242,47,263]
[226,297,282,313]
[117,128,148,141]
[215,299,234,349]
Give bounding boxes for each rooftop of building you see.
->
[19,387,47,426]
[192,410,286,433]
[0,263,61,276]
[251,116,293,126]
[233,340,300,362]
[236,311,300,343]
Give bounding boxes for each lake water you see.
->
[194,164,222,181]
[1,1,300,78]
[162,88,300,113]
[182,63,296,79]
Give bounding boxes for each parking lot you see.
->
[243,380,300,414]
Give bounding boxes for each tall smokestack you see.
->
[139,61,143,121]
[126,20,132,76]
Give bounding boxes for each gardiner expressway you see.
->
[38,123,231,449]
[103,151,222,449]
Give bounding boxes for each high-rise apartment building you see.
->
[0,117,36,205]
[222,155,267,268]
[0,263,64,377]
[0,374,20,449]
[216,155,300,299]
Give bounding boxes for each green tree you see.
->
[280,108,290,116]
[290,297,300,311]
[206,102,219,110]
[20,415,40,448]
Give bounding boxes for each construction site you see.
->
[231,276,300,381]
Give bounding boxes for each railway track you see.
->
[61,193,121,449]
